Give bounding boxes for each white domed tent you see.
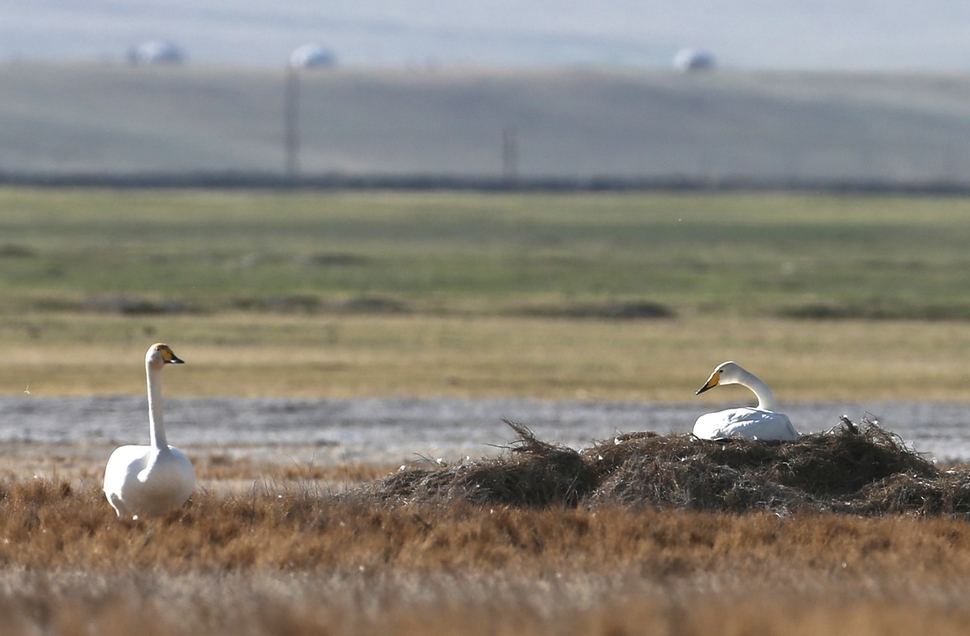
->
[673,48,715,71]
[128,40,184,65]
[289,44,337,68]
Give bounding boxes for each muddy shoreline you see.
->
[1,397,967,466]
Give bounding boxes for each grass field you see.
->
[2,478,970,635]
[5,313,970,401]
[0,422,964,634]
[4,188,970,317]
[4,187,970,634]
[2,188,970,399]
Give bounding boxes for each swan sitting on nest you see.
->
[692,361,800,441]
[103,343,195,518]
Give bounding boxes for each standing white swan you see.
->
[692,361,800,441]
[103,343,195,518]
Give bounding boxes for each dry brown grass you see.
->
[4,479,970,634]
[9,568,970,636]
[195,454,394,483]
[4,421,970,634]
[0,487,953,573]
[7,313,970,401]
[0,475,969,578]
[0,446,394,490]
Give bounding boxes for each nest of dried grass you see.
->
[358,417,970,516]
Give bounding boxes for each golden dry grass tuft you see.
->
[5,421,970,634]
[2,473,970,577]
[4,477,970,634]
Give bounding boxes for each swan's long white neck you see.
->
[736,368,778,411]
[146,362,168,449]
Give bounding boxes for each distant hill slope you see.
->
[2,63,970,183]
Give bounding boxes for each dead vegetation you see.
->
[0,417,966,576]
[2,417,970,634]
[0,447,395,487]
[4,474,970,635]
[3,470,970,577]
[196,455,393,484]
[9,568,970,636]
[364,417,970,517]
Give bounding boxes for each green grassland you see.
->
[3,187,970,399]
[2,188,970,316]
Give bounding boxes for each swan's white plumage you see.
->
[692,361,800,441]
[103,343,195,518]
[692,407,798,441]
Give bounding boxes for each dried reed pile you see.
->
[361,418,970,516]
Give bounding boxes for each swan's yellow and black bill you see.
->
[156,344,184,364]
[695,370,720,395]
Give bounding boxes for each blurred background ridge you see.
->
[2,65,970,187]
[2,1,970,187]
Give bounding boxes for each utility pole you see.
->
[284,65,301,179]
[502,125,518,183]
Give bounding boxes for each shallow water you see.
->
[2,396,970,465]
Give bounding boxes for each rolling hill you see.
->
[2,63,970,184]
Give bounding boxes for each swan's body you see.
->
[103,343,195,518]
[692,361,800,441]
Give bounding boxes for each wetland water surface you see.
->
[2,397,969,465]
